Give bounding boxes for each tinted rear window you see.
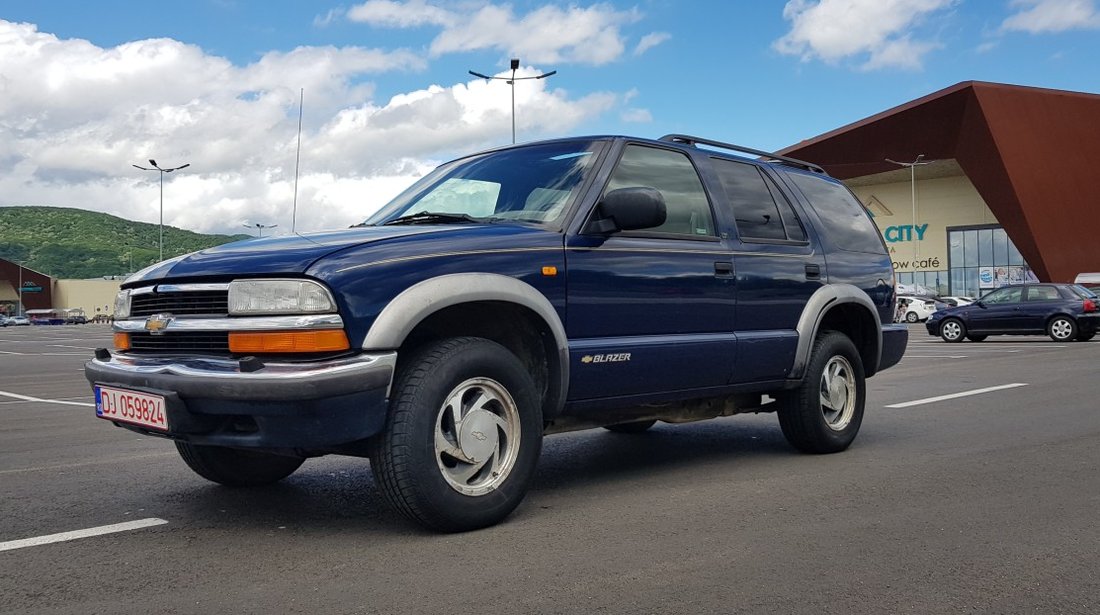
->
[787,172,885,254]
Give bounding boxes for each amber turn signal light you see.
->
[228,330,350,353]
[113,332,131,351]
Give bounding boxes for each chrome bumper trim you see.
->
[88,351,395,382]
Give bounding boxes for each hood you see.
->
[124,226,460,285]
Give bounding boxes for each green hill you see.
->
[0,206,251,279]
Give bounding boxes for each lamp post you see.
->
[885,155,934,263]
[245,223,278,237]
[469,58,557,144]
[133,159,190,261]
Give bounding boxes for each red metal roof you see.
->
[780,81,1100,282]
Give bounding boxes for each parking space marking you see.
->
[49,345,97,350]
[903,354,967,359]
[0,453,176,476]
[0,518,168,552]
[885,383,1028,409]
[0,389,95,408]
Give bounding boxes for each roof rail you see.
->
[658,134,826,175]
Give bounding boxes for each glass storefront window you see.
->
[947,225,1030,296]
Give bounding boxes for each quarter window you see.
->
[1026,286,1060,301]
[788,172,885,254]
[603,145,716,237]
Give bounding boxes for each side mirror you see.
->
[584,187,666,234]
[975,300,985,308]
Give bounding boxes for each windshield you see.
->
[365,140,606,227]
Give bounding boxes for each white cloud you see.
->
[0,19,619,236]
[621,108,652,123]
[347,1,641,65]
[633,31,670,56]
[773,0,955,71]
[1002,0,1100,33]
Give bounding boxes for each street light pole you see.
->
[133,159,190,261]
[244,223,278,237]
[469,58,557,144]
[886,155,934,263]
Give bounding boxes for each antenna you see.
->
[292,88,304,233]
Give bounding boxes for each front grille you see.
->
[129,332,229,353]
[131,291,228,317]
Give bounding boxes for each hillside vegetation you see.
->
[0,206,250,279]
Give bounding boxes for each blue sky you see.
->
[1,0,1098,235]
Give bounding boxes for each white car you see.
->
[896,295,938,323]
[940,295,975,307]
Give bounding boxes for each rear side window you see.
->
[1026,286,1060,301]
[710,158,806,242]
[787,172,885,254]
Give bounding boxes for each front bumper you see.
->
[85,351,396,450]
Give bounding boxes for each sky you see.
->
[1,0,1099,238]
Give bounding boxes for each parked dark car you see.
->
[926,283,1100,342]
[86,134,907,532]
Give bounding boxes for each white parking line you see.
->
[0,389,95,408]
[886,383,1029,408]
[0,518,168,552]
[49,345,97,350]
[903,355,967,359]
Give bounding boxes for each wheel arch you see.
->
[792,284,883,379]
[362,273,569,418]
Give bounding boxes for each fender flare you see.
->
[361,272,569,416]
[791,284,882,380]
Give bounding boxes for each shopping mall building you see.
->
[782,80,1100,297]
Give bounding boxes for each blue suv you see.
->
[86,135,907,531]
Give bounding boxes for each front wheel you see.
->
[1076,332,1095,342]
[967,334,987,342]
[777,332,865,454]
[175,442,304,487]
[369,337,542,532]
[939,318,966,343]
[1048,316,1077,342]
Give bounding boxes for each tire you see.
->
[603,420,657,434]
[175,442,304,487]
[1076,332,1095,342]
[1048,316,1077,342]
[905,311,919,323]
[777,331,865,454]
[939,318,966,343]
[369,337,542,532]
[966,335,987,342]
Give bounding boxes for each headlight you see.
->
[114,289,131,319]
[228,279,337,315]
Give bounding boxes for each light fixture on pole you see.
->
[885,154,934,263]
[244,222,278,237]
[469,58,557,144]
[133,159,190,261]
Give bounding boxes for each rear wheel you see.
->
[369,337,542,532]
[603,420,657,434]
[939,318,965,343]
[1048,316,1077,342]
[175,442,304,487]
[777,332,865,454]
[1076,332,1095,342]
[966,334,987,342]
[905,311,919,323]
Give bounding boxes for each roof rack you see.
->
[658,134,826,175]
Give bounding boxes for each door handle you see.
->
[805,264,821,280]
[714,261,734,278]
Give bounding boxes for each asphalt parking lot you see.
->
[2,324,1098,614]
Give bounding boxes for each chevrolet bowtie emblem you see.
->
[144,313,173,334]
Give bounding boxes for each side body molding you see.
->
[790,284,883,380]
[361,273,569,416]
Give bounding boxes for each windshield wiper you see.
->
[381,212,484,226]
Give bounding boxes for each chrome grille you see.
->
[131,290,228,317]
[129,332,229,353]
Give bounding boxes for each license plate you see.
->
[95,385,169,431]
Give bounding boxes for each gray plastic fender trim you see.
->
[790,284,883,380]
[362,272,569,414]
